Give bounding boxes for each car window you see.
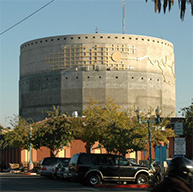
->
[96,155,115,165]
[62,162,69,167]
[70,154,79,166]
[41,158,59,165]
[91,155,100,165]
[41,157,70,166]
[107,155,115,165]
[79,154,93,165]
[98,155,108,165]
[50,161,60,166]
[115,156,129,166]
[61,159,70,164]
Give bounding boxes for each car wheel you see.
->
[136,173,148,184]
[86,173,101,186]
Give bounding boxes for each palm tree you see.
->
[146,0,193,20]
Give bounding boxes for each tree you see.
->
[80,99,174,183]
[0,124,7,149]
[0,116,33,150]
[0,124,4,130]
[80,98,140,153]
[32,106,75,156]
[0,106,84,156]
[80,98,120,149]
[81,99,174,156]
[98,112,142,155]
[146,0,193,20]
[181,99,193,138]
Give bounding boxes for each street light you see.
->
[72,111,78,118]
[72,111,92,153]
[136,106,161,168]
[28,125,33,171]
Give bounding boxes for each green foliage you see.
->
[0,101,175,157]
[0,107,78,156]
[0,124,4,130]
[151,120,175,145]
[19,166,25,173]
[81,98,120,146]
[0,126,8,148]
[99,113,142,155]
[146,0,193,20]
[181,100,193,138]
[81,98,174,155]
[0,116,32,150]
[32,106,75,156]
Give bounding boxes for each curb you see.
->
[23,172,38,175]
[95,184,150,188]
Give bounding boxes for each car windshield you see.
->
[50,161,60,166]
[41,158,70,165]
[50,158,70,166]
[58,161,69,168]
[115,156,129,166]
[129,160,137,165]
[41,158,59,165]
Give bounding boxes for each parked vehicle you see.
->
[52,160,70,179]
[126,158,136,164]
[68,153,151,186]
[40,157,70,177]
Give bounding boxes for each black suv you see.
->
[68,153,150,186]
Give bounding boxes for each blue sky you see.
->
[0,0,192,127]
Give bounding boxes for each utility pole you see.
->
[28,126,33,171]
[122,0,125,34]
[136,107,161,169]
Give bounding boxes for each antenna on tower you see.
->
[95,27,98,33]
[122,0,125,34]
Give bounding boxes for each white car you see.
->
[40,157,70,178]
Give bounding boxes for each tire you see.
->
[136,173,148,184]
[86,173,101,186]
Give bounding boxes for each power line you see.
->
[0,0,55,36]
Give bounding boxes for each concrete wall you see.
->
[19,72,61,121]
[20,34,176,121]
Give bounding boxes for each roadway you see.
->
[0,173,149,192]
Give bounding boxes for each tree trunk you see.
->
[135,150,139,164]
[50,151,55,157]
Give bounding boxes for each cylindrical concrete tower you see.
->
[19,34,176,121]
